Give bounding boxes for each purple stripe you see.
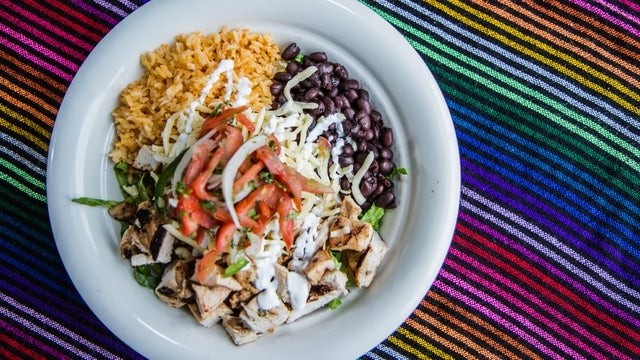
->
[434,273,561,358]
[461,157,638,284]
[618,0,640,13]
[570,0,640,37]
[449,247,624,358]
[92,0,129,17]
[593,0,640,25]
[68,0,120,25]
[0,315,72,359]
[4,2,93,50]
[0,35,72,81]
[458,209,640,329]
[5,7,85,61]
[0,24,79,72]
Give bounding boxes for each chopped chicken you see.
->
[304,250,336,284]
[154,260,193,308]
[340,195,362,220]
[222,317,262,346]
[328,215,373,252]
[239,296,290,334]
[287,270,348,323]
[133,145,161,172]
[119,201,175,264]
[188,284,233,327]
[108,201,137,222]
[190,262,243,291]
[349,231,389,287]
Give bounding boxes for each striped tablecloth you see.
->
[2,1,639,359]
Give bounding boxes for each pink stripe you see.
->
[0,35,73,82]
[618,0,640,13]
[0,318,71,359]
[593,0,640,26]
[4,1,93,51]
[2,11,86,61]
[434,274,562,358]
[441,261,584,359]
[458,205,640,329]
[448,247,624,358]
[570,0,640,37]
[0,24,78,72]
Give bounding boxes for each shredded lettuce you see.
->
[359,204,385,232]
[133,263,165,289]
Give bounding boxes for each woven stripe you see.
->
[2,1,639,359]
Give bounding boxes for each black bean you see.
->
[343,108,355,121]
[334,64,349,79]
[321,73,332,90]
[357,113,371,130]
[344,89,358,102]
[375,191,395,208]
[360,178,376,197]
[343,79,359,90]
[379,159,394,175]
[281,43,300,61]
[379,147,393,159]
[368,159,379,174]
[270,82,284,96]
[274,71,292,83]
[357,98,371,114]
[329,86,339,98]
[380,127,393,147]
[342,143,354,155]
[334,94,349,109]
[341,121,353,136]
[317,62,334,74]
[355,152,368,164]
[340,177,351,190]
[364,128,375,141]
[350,124,361,137]
[323,96,336,115]
[309,52,328,63]
[286,61,300,74]
[304,87,321,101]
[374,184,386,196]
[357,88,369,101]
[339,155,354,167]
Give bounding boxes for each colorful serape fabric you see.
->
[1,0,638,359]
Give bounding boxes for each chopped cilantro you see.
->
[388,167,408,180]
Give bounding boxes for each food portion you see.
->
[78,28,406,345]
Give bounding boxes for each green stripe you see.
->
[370,8,640,172]
[0,171,46,202]
[433,63,640,199]
[0,158,46,190]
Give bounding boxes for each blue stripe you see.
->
[449,100,640,229]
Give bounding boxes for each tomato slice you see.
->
[191,147,224,200]
[196,249,218,285]
[236,112,255,132]
[199,105,248,137]
[215,222,236,253]
[277,194,295,249]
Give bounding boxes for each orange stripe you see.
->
[0,90,54,127]
[1,65,62,104]
[426,292,542,360]
[471,0,639,89]
[0,76,58,118]
[402,319,477,359]
[529,1,640,62]
[414,302,518,359]
[0,52,67,93]
[410,308,502,359]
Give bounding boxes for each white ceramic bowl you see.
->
[47,0,460,359]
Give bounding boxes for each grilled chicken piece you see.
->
[108,201,137,222]
[328,216,373,252]
[239,296,290,334]
[155,260,193,308]
[227,267,259,311]
[347,231,388,288]
[188,284,233,327]
[133,145,161,172]
[287,270,348,323]
[304,250,336,284]
[340,195,362,220]
[119,201,175,265]
[222,317,262,346]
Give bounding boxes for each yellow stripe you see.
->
[398,325,472,359]
[387,334,432,359]
[0,108,49,152]
[429,0,640,114]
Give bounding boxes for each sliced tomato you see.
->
[218,125,243,165]
[196,249,218,285]
[236,112,255,132]
[235,183,281,216]
[215,222,236,253]
[183,139,216,185]
[191,147,224,200]
[199,105,248,137]
[233,161,265,193]
[277,194,295,250]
